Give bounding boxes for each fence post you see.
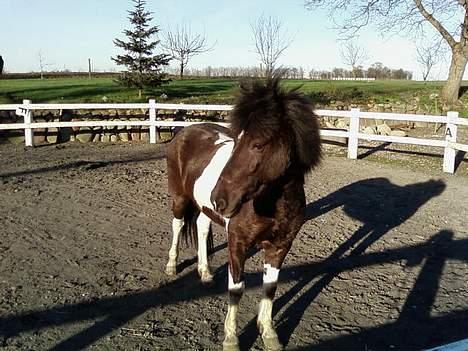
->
[347,108,360,159]
[23,99,34,147]
[149,99,157,144]
[443,111,458,173]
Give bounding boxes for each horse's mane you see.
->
[230,75,322,173]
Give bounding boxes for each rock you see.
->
[325,121,336,129]
[101,134,110,143]
[110,135,118,142]
[390,130,407,137]
[75,127,94,143]
[363,126,377,135]
[336,119,348,129]
[71,118,81,133]
[376,123,392,136]
[131,132,140,141]
[8,135,25,145]
[92,134,101,142]
[119,131,129,141]
[140,131,150,141]
[46,127,58,144]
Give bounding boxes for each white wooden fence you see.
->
[0,99,467,174]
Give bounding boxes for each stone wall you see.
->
[0,101,442,145]
[0,109,229,145]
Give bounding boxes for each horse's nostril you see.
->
[216,198,227,213]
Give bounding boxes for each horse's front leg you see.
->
[257,242,292,351]
[223,243,246,351]
[196,213,214,283]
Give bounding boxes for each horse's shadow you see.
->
[239,177,447,350]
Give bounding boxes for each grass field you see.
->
[0,76,461,115]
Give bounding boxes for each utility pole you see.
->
[88,58,92,79]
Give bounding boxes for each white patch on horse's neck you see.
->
[193,132,234,210]
[215,133,232,145]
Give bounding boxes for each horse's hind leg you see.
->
[165,196,189,276]
[196,213,213,284]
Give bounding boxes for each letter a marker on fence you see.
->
[443,111,458,173]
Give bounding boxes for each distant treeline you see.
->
[0,72,120,80]
[2,62,412,81]
[172,63,413,80]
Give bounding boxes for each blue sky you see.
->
[0,0,450,79]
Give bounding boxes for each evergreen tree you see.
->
[112,0,171,98]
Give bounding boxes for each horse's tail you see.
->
[181,201,214,256]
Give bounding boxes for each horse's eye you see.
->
[253,143,264,151]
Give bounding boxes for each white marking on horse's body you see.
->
[224,217,230,232]
[193,133,234,210]
[224,268,244,349]
[223,304,239,349]
[165,218,184,275]
[257,264,282,349]
[215,132,234,145]
[228,267,245,291]
[263,264,280,284]
[196,213,213,283]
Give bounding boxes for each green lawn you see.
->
[0,77,238,104]
[0,76,452,111]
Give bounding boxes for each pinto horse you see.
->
[165,77,321,350]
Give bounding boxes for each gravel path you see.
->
[0,141,467,351]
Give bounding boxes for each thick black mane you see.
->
[230,76,322,173]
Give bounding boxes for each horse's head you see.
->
[211,76,322,218]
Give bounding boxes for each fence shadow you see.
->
[0,153,166,179]
[2,178,466,351]
[238,177,447,349]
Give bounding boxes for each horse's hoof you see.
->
[200,274,214,286]
[223,337,240,351]
[262,336,283,351]
[199,269,214,285]
[165,264,177,276]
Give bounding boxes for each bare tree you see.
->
[251,15,293,77]
[416,40,446,81]
[304,0,468,105]
[340,42,368,78]
[162,24,214,79]
[38,50,53,79]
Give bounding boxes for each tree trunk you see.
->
[441,47,468,106]
[179,62,184,79]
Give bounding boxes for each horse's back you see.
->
[166,123,233,200]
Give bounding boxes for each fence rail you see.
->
[0,100,467,174]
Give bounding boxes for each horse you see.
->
[165,76,321,351]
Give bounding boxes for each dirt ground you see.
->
[0,140,467,351]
